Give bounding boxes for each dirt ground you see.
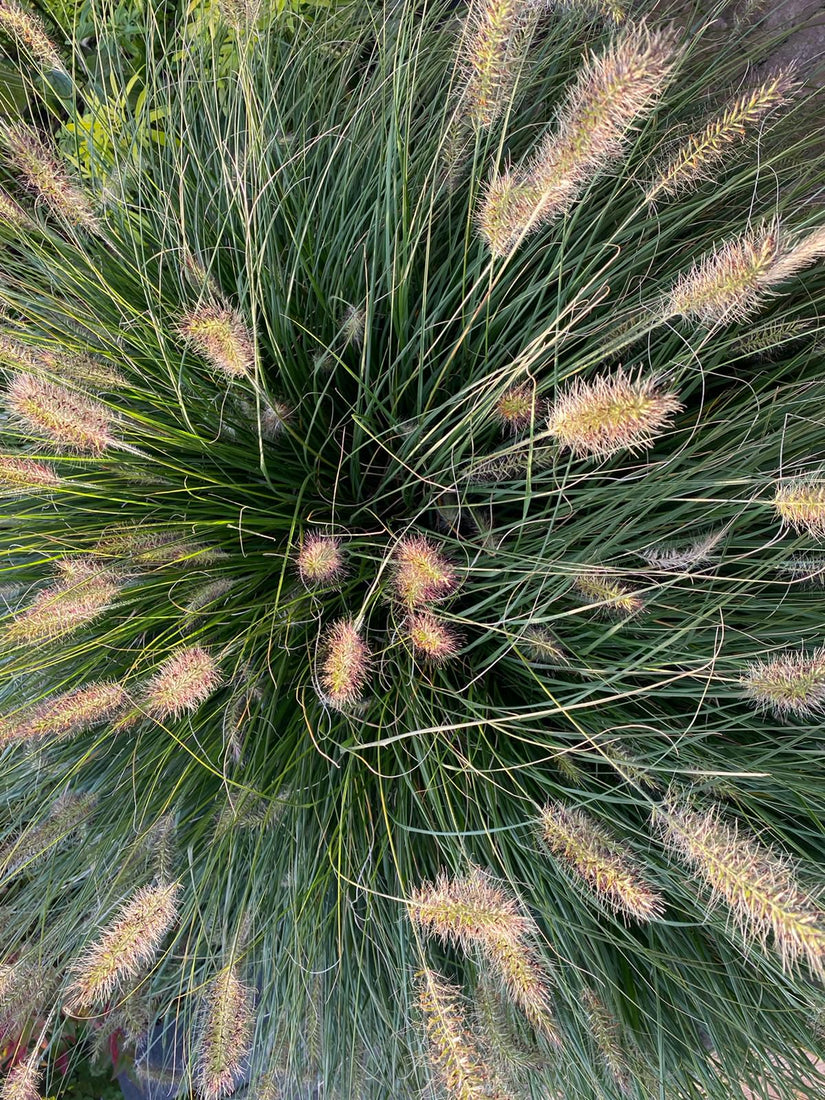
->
[751,0,825,72]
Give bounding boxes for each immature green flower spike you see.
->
[407,611,460,663]
[10,680,129,744]
[647,69,797,201]
[639,530,723,572]
[582,989,631,1095]
[178,305,255,379]
[185,578,236,621]
[94,525,224,568]
[0,1055,42,1100]
[0,454,59,494]
[296,533,344,585]
[0,792,97,876]
[573,570,643,618]
[774,477,825,538]
[0,0,64,73]
[318,619,371,709]
[65,882,180,1012]
[741,648,825,719]
[392,536,457,607]
[459,0,528,130]
[520,625,567,665]
[2,124,96,229]
[415,968,506,1100]
[5,574,120,644]
[196,966,255,1100]
[541,803,664,921]
[478,23,679,254]
[547,370,681,459]
[660,801,825,979]
[494,382,537,434]
[6,373,115,453]
[144,646,222,719]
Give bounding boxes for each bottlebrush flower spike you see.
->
[5,373,115,453]
[392,536,457,607]
[573,570,644,618]
[774,477,825,538]
[144,646,222,719]
[647,68,797,201]
[2,124,96,229]
[741,648,825,719]
[94,525,224,568]
[317,619,371,709]
[64,882,180,1012]
[6,680,128,745]
[458,0,529,131]
[5,574,120,644]
[482,934,559,1046]
[478,23,679,254]
[0,454,59,494]
[0,1055,42,1100]
[415,967,506,1100]
[0,188,32,229]
[196,965,255,1100]
[407,611,460,663]
[494,382,538,434]
[665,224,778,326]
[540,802,664,921]
[296,533,344,585]
[660,800,825,980]
[178,305,255,379]
[410,866,532,950]
[0,0,64,73]
[639,530,723,572]
[547,370,681,459]
[0,792,97,876]
[520,625,567,665]
[582,989,631,1095]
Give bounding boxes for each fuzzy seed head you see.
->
[185,578,236,621]
[520,626,567,665]
[416,968,505,1100]
[392,536,457,607]
[2,124,96,229]
[318,619,370,709]
[407,611,460,663]
[0,1056,42,1100]
[197,966,255,1100]
[0,792,96,876]
[6,575,120,644]
[483,935,559,1045]
[0,188,32,229]
[573,570,643,618]
[65,882,180,1012]
[459,0,527,130]
[494,383,537,434]
[639,529,723,572]
[0,454,59,494]
[582,990,631,1094]
[409,866,532,951]
[660,801,825,980]
[94,525,224,568]
[6,373,114,453]
[0,0,63,72]
[666,225,778,326]
[774,478,825,539]
[179,305,255,379]
[9,680,128,745]
[144,646,221,719]
[647,69,797,200]
[741,648,825,719]
[541,802,664,921]
[547,371,681,458]
[296,533,344,586]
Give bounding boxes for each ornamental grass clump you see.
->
[1,0,825,1097]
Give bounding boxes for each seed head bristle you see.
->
[415,967,506,1100]
[5,373,115,453]
[0,454,59,494]
[573,570,644,618]
[2,124,96,229]
[582,989,631,1094]
[541,802,664,921]
[9,680,128,745]
[665,224,779,326]
[196,965,255,1100]
[0,1055,42,1100]
[296,533,344,586]
[547,370,681,459]
[647,68,797,200]
[5,574,120,644]
[392,536,457,607]
[741,648,825,719]
[144,646,222,719]
[407,611,460,663]
[494,382,538,434]
[64,882,180,1012]
[774,477,825,538]
[660,800,825,979]
[178,305,255,379]
[318,619,371,709]
[0,0,64,72]
[478,23,679,254]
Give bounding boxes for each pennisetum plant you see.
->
[0,0,824,1097]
